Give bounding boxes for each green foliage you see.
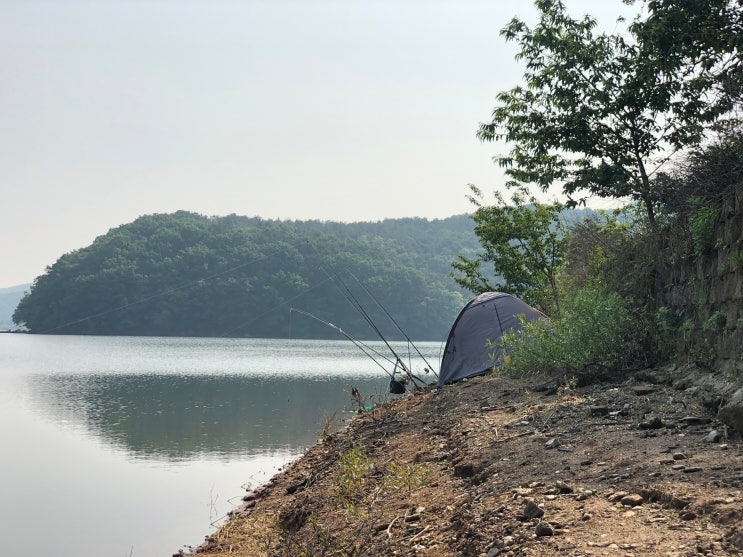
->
[384,460,429,495]
[704,310,728,333]
[562,212,632,290]
[496,284,646,382]
[688,196,720,256]
[561,206,661,306]
[479,0,738,224]
[13,212,476,339]
[630,0,742,118]
[452,185,566,314]
[335,444,372,512]
[678,311,728,368]
[651,306,685,363]
[503,127,742,377]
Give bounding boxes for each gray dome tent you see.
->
[438,292,543,386]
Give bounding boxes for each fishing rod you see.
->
[346,270,439,380]
[288,307,398,379]
[324,268,427,389]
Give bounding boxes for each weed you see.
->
[317,411,339,443]
[335,444,372,511]
[384,461,430,495]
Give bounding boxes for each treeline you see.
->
[13,212,482,340]
[456,0,742,381]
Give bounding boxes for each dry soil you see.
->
[187,367,743,556]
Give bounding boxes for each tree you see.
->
[452,185,566,314]
[630,0,742,114]
[479,0,737,226]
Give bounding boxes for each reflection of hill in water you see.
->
[31,374,387,460]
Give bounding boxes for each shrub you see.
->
[334,444,372,511]
[495,284,647,383]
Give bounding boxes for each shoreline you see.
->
[187,367,743,556]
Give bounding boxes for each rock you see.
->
[639,416,663,430]
[620,494,644,507]
[286,475,310,494]
[555,480,573,494]
[535,522,554,537]
[682,466,703,473]
[545,437,559,449]
[633,385,656,395]
[608,491,629,502]
[522,500,545,520]
[672,453,687,460]
[589,405,609,416]
[678,416,711,425]
[718,386,743,433]
[704,429,722,443]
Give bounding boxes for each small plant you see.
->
[687,196,719,256]
[317,411,339,443]
[384,460,430,495]
[245,513,282,556]
[703,310,727,333]
[335,443,372,511]
[305,513,335,555]
[557,376,577,398]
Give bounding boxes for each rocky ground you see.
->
[187,366,742,556]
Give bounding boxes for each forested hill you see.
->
[13,212,482,340]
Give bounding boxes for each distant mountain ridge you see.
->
[0,284,30,330]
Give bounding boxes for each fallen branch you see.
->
[386,515,401,539]
[408,525,432,542]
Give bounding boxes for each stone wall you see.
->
[658,187,743,374]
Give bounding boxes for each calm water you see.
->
[0,334,441,557]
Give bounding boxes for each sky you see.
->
[0,0,640,288]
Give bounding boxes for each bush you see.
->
[495,284,647,384]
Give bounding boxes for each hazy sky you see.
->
[1,0,639,288]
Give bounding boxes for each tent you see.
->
[438,292,543,386]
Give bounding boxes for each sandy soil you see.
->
[186,368,742,556]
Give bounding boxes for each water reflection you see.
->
[30,373,387,460]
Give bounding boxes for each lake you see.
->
[0,334,442,557]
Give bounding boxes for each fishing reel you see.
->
[388,360,408,394]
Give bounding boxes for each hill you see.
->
[0,284,30,330]
[13,212,481,340]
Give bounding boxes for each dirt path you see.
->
[187,369,742,556]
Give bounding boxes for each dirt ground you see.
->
[187,367,743,556]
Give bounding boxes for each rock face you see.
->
[667,365,743,433]
[718,386,743,433]
[658,188,743,375]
